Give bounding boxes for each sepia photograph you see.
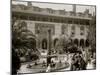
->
[11,0,96,75]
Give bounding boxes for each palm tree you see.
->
[12,20,40,61]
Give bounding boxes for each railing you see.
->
[12,5,92,20]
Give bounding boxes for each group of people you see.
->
[70,53,87,70]
[70,47,96,71]
[12,45,96,74]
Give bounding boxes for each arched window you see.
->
[74,39,79,46]
[80,39,84,47]
[42,39,47,49]
[85,39,89,47]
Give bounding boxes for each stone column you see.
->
[47,29,52,66]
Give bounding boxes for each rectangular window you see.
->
[20,15,28,20]
[80,26,84,31]
[86,20,90,25]
[29,16,37,21]
[80,26,85,35]
[68,20,72,24]
[71,25,76,37]
[80,32,84,35]
[71,32,75,37]
[74,19,79,24]
[71,26,75,30]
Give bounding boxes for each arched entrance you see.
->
[42,39,47,49]
[74,39,79,46]
[80,39,84,47]
[85,39,90,47]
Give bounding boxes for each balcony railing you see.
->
[12,5,92,20]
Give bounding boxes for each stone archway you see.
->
[80,39,84,47]
[85,39,90,47]
[74,39,79,46]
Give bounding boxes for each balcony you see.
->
[12,4,92,20]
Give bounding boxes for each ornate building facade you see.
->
[12,2,93,51]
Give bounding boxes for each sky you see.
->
[12,1,96,15]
